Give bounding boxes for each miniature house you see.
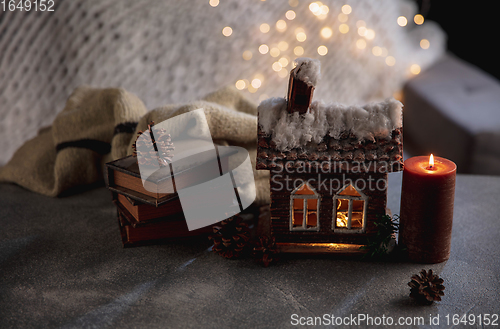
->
[256,58,404,254]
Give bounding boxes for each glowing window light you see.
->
[339,24,349,34]
[410,64,421,75]
[365,29,375,40]
[385,56,396,66]
[372,46,382,56]
[259,44,269,54]
[251,78,262,88]
[222,26,233,37]
[420,39,430,49]
[296,31,307,42]
[356,39,366,49]
[414,14,424,25]
[397,16,407,27]
[321,27,333,38]
[341,4,352,14]
[278,41,289,51]
[260,23,270,33]
[272,62,283,72]
[294,46,304,56]
[276,20,287,32]
[317,45,328,56]
[235,80,246,90]
[286,10,296,20]
[209,0,219,7]
[242,50,253,60]
[270,47,281,57]
[278,57,289,67]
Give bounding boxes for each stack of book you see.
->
[105,155,216,247]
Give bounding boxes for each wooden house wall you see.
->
[270,171,388,245]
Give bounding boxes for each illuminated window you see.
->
[290,182,320,231]
[332,184,367,233]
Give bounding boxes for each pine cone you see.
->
[209,216,250,259]
[133,121,174,168]
[408,269,445,305]
[252,236,279,267]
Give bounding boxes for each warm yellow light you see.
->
[296,32,307,42]
[278,69,289,78]
[410,64,421,75]
[235,80,246,90]
[357,26,367,36]
[365,29,375,40]
[397,16,408,27]
[251,78,262,89]
[286,10,296,20]
[209,0,219,7]
[278,41,289,51]
[414,14,424,25]
[385,56,396,66]
[270,47,281,57]
[259,44,269,54]
[420,39,430,49]
[319,5,329,15]
[338,13,348,22]
[380,47,388,57]
[294,46,304,56]
[260,23,270,33]
[372,46,382,56]
[339,24,349,34]
[356,20,366,28]
[341,4,352,14]
[278,57,289,67]
[356,39,366,49]
[321,27,333,38]
[289,0,299,7]
[309,2,320,13]
[429,154,434,168]
[242,50,252,60]
[317,45,328,56]
[222,26,233,37]
[248,85,258,93]
[276,20,287,32]
[272,62,283,72]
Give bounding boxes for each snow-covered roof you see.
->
[256,97,404,172]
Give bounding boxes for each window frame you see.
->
[289,181,320,232]
[332,184,368,233]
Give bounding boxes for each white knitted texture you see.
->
[0,0,445,165]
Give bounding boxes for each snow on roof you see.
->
[258,97,403,152]
[292,57,321,87]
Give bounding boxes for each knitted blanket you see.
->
[0,0,446,166]
[0,86,270,205]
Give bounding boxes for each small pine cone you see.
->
[408,269,445,305]
[209,216,250,259]
[252,236,279,267]
[132,121,174,168]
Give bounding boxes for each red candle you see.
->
[399,155,457,263]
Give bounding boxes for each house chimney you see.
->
[287,58,320,114]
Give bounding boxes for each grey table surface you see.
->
[0,174,499,329]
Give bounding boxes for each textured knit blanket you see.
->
[0,86,270,205]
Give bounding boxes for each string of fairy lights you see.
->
[210,0,429,100]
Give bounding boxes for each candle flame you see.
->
[429,154,434,169]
